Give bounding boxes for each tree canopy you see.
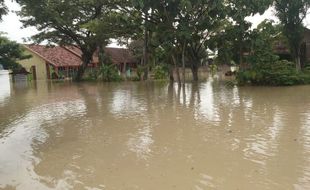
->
[17,0,119,80]
[275,0,310,70]
[0,0,7,21]
[13,0,310,83]
[0,35,30,71]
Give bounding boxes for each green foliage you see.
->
[246,20,280,66]
[236,20,310,86]
[0,36,30,71]
[209,64,218,74]
[121,0,227,81]
[98,64,122,82]
[275,0,310,70]
[96,48,122,82]
[153,65,168,80]
[237,60,310,86]
[0,0,7,20]
[17,0,116,80]
[210,0,273,65]
[304,62,310,72]
[15,0,284,83]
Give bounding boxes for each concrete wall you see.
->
[18,49,48,80]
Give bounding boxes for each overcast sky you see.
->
[1,0,310,46]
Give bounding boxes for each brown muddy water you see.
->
[1,74,310,190]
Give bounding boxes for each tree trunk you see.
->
[296,46,302,71]
[172,54,181,83]
[296,56,301,71]
[182,42,186,84]
[239,46,244,69]
[75,53,92,81]
[292,45,302,72]
[191,63,199,82]
[169,65,174,82]
[143,11,149,80]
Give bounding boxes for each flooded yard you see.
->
[1,74,310,190]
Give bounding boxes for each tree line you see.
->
[1,0,310,84]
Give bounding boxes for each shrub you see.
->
[98,64,122,82]
[237,60,310,86]
[303,62,310,73]
[153,65,168,80]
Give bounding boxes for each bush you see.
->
[98,64,122,82]
[153,65,168,80]
[304,63,310,73]
[237,60,310,86]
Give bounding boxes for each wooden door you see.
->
[31,66,37,80]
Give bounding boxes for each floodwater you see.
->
[1,74,310,190]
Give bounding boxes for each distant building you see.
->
[274,28,310,67]
[18,45,137,80]
[64,46,137,74]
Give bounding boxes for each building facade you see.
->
[18,45,137,80]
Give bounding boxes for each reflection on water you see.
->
[198,80,220,124]
[0,99,86,189]
[1,80,310,189]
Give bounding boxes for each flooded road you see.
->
[1,74,310,190]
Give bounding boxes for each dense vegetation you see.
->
[0,35,30,71]
[0,0,308,85]
[0,1,29,71]
[236,1,310,86]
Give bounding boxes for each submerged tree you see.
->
[275,0,310,71]
[178,0,225,81]
[17,0,116,81]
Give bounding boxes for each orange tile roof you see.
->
[25,45,137,68]
[24,45,83,67]
[104,47,137,64]
[64,46,137,65]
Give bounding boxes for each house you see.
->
[18,45,137,80]
[273,28,310,67]
[64,46,137,73]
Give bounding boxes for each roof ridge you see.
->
[62,46,83,58]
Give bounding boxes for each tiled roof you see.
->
[64,46,137,65]
[63,46,99,64]
[25,45,137,67]
[104,48,137,64]
[24,45,83,67]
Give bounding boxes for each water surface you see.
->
[1,75,310,190]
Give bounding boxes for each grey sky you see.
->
[0,0,309,45]
[0,0,37,43]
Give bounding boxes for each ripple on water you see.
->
[1,81,310,189]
